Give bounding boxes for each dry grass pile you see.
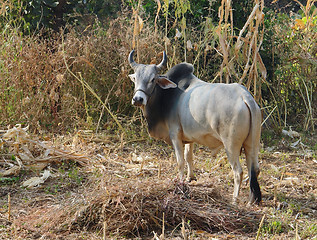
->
[12,177,262,238]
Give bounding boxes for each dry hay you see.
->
[13,177,262,238]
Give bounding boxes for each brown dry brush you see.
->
[0,6,171,131]
[13,179,262,238]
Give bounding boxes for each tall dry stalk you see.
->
[174,0,191,62]
[162,0,169,55]
[131,0,143,61]
[216,0,267,102]
[154,0,161,38]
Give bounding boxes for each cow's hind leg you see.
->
[244,144,261,204]
[243,97,262,204]
[225,145,243,205]
[184,143,196,182]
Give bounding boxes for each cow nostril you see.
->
[135,96,143,102]
[133,96,144,106]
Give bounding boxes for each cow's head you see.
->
[128,50,177,107]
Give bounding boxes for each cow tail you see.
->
[243,96,262,204]
[250,165,262,203]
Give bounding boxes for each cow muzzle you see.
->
[132,96,145,106]
[132,89,148,106]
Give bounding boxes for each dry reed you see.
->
[216,0,267,102]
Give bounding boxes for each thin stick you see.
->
[161,212,165,239]
[261,105,277,127]
[181,218,188,240]
[103,221,107,240]
[158,162,161,179]
[120,132,125,151]
[96,104,105,134]
[273,184,277,207]
[8,193,11,222]
[296,221,299,240]
[255,214,265,240]
[164,0,169,56]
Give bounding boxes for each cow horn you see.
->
[157,51,167,70]
[128,50,138,69]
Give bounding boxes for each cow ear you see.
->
[156,76,177,89]
[128,73,136,82]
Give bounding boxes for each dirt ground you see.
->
[0,129,316,239]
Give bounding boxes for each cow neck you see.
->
[143,86,164,133]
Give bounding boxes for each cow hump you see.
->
[166,63,194,84]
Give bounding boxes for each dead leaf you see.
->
[175,28,182,39]
[22,170,51,188]
[1,166,21,177]
[186,40,193,51]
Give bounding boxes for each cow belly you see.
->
[182,126,223,150]
[193,134,223,151]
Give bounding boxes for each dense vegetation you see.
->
[0,0,316,134]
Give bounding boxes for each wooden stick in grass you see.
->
[8,193,11,222]
[255,214,265,240]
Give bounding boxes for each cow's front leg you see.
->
[184,143,196,182]
[170,132,185,180]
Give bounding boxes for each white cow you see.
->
[128,50,262,204]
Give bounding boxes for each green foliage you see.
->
[262,2,317,131]
[0,176,20,185]
[0,0,123,33]
[301,223,317,239]
[262,220,284,235]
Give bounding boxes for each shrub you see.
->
[262,1,317,131]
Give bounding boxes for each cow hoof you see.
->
[186,176,197,183]
[172,176,186,184]
[247,200,262,207]
[232,198,238,206]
